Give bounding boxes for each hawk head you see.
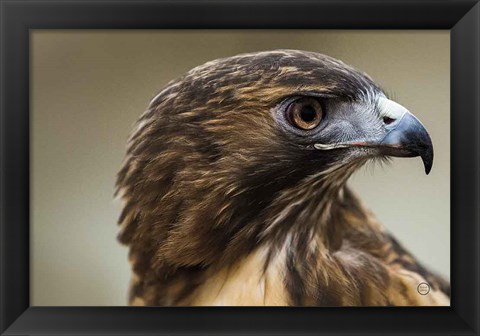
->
[117,50,433,275]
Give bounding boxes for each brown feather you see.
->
[116,50,449,306]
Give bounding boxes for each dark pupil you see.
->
[299,104,316,122]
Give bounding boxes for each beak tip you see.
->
[424,163,432,175]
[421,149,434,175]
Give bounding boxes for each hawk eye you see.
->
[286,97,323,130]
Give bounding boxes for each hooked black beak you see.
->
[312,97,434,174]
[379,111,434,175]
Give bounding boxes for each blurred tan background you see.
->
[31,30,450,306]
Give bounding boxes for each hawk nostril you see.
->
[383,116,396,125]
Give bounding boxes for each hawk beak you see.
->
[376,99,434,175]
[313,98,434,175]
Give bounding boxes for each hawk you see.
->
[116,50,450,306]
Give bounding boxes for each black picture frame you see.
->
[1,0,479,335]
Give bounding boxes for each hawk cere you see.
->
[116,50,449,306]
